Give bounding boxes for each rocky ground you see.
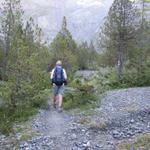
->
[0,87,150,150]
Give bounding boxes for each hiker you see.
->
[50,60,67,112]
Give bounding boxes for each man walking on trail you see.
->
[50,60,67,112]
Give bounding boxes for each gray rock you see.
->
[112,130,122,138]
[127,131,135,136]
[107,141,114,145]
[130,119,135,123]
[71,133,77,140]
[147,122,150,128]
[83,141,90,148]
[95,144,104,148]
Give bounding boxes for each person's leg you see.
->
[52,85,58,108]
[58,94,63,108]
[57,85,64,111]
[53,94,57,108]
[55,94,60,106]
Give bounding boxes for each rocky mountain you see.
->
[22,0,113,43]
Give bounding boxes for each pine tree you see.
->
[77,41,89,70]
[50,16,77,71]
[0,0,23,80]
[0,0,24,108]
[88,41,97,69]
[99,0,138,79]
[136,0,150,70]
[61,16,67,34]
[0,38,5,80]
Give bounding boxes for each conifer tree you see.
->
[50,16,77,71]
[100,0,138,79]
[88,41,97,69]
[0,0,23,80]
[136,0,150,70]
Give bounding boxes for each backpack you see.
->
[52,65,65,86]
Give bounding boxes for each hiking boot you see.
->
[58,107,63,113]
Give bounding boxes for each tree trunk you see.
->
[117,49,123,80]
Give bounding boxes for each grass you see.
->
[83,110,97,116]
[75,109,107,131]
[0,105,38,135]
[89,121,107,130]
[117,133,150,150]
[122,101,139,113]
[77,116,91,124]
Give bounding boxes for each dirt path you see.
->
[25,87,150,150]
[30,102,114,150]
[37,109,71,137]
[30,105,76,150]
[1,87,150,150]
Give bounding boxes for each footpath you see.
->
[0,87,150,150]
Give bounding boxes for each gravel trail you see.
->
[0,87,150,150]
[34,109,71,137]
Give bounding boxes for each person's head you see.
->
[56,60,62,66]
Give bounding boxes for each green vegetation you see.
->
[77,41,98,70]
[49,17,78,72]
[117,133,150,150]
[0,0,99,134]
[63,77,97,110]
[0,105,37,134]
[48,17,99,73]
[0,0,150,135]
[99,0,150,85]
[94,65,150,92]
[0,0,50,134]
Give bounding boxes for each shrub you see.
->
[0,71,50,134]
[93,65,150,94]
[117,133,150,150]
[63,77,97,110]
[31,89,50,108]
[0,81,12,105]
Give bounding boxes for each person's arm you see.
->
[63,69,67,80]
[50,69,55,80]
[50,69,55,85]
[63,69,67,85]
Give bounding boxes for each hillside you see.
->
[22,0,113,42]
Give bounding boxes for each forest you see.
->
[0,0,150,134]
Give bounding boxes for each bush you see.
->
[63,77,97,110]
[117,133,150,150]
[0,71,50,134]
[0,81,12,105]
[31,89,50,108]
[88,67,117,93]
[93,65,150,94]
[0,105,38,134]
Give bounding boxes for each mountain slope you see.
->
[22,0,113,42]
